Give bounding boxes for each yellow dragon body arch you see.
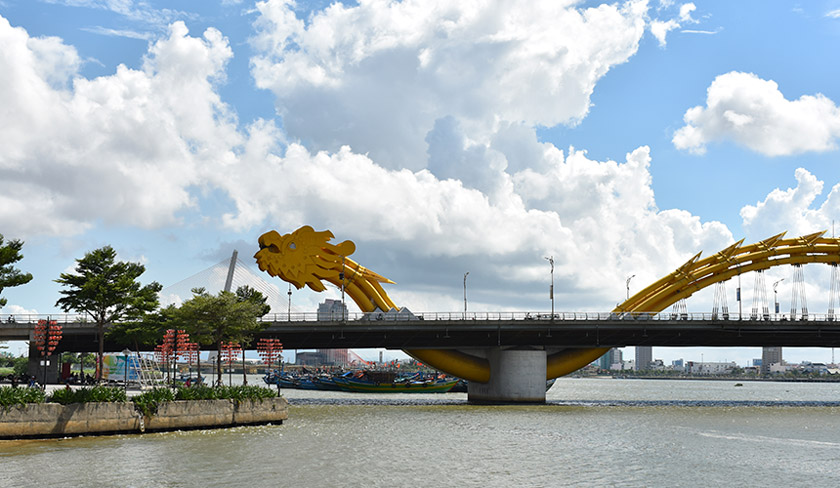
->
[256,227,840,382]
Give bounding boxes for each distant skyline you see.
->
[2,1,840,365]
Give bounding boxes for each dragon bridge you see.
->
[255,226,840,401]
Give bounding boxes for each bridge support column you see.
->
[467,348,546,403]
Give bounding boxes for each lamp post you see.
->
[287,283,292,321]
[463,272,470,319]
[626,274,635,301]
[545,256,554,319]
[122,348,131,392]
[340,256,347,322]
[773,278,784,320]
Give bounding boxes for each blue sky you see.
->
[2,0,840,366]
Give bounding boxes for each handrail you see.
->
[5,311,837,325]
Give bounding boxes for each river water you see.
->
[3,377,840,487]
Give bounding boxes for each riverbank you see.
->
[0,396,288,439]
[581,374,840,382]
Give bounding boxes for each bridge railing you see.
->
[3,311,839,326]
[0,313,89,325]
[254,311,840,323]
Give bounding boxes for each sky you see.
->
[2,0,840,366]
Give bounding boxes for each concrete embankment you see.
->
[0,397,288,439]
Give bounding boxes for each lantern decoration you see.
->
[257,338,283,392]
[33,318,61,387]
[176,330,190,360]
[221,341,242,386]
[257,338,283,372]
[155,329,178,385]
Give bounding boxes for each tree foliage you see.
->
[107,305,178,351]
[235,285,271,317]
[0,234,33,309]
[55,246,161,379]
[173,288,267,386]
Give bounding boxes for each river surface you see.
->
[3,377,840,487]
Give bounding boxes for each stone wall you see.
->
[0,397,288,439]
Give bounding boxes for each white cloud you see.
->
[0,12,736,312]
[741,168,840,239]
[650,19,679,46]
[0,17,239,237]
[649,2,698,47]
[673,71,840,156]
[42,0,192,28]
[79,26,154,40]
[826,9,840,19]
[250,0,648,170]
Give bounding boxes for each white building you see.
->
[685,361,737,375]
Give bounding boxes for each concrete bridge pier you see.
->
[27,340,60,385]
[467,348,547,403]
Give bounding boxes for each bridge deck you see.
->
[4,313,840,352]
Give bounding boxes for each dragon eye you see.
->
[289,242,296,250]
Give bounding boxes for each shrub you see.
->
[47,385,127,405]
[174,385,218,401]
[132,387,174,417]
[0,386,46,409]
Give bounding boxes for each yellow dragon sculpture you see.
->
[255,225,609,382]
[256,226,840,382]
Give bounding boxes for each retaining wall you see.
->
[0,397,288,439]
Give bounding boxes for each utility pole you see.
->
[626,274,635,301]
[773,278,784,320]
[545,256,554,318]
[463,272,469,319]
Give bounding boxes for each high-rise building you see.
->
[316,299,350,366]
[761,346,782,374]
[317,299,347,321]
[597,348,621,370]
[635,346,652,371]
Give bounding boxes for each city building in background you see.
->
[635,346,652,371]
[762,347,783,374]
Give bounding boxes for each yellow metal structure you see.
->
[256,227,840,382]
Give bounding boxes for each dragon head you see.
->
[255,225,356,292]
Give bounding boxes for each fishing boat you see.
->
[332,371,458,393]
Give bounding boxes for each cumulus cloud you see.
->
[673,71,840,156]
[741,168,840,239]
[1,12,736,311]
[0,17,238,236]
[250,0,648,170]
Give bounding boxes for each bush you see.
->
[47,385,127,405]
[132,387,174,417]
[0,386,46,409]
[174,385,218,401]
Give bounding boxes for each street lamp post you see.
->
[287,283,292,321]
[626,274,636,301]
[773,278,784,320]
[545,256,554,319]
[340,256,347,322]
[463,272,470,319]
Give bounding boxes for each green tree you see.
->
[55,246,161,380]
[235,285,271,317]
[107,305,178,352]
[0,234,33,309]
[173,289,266,386]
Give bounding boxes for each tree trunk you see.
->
[97,321,104,381]
[242,348,247,385]
[216,343,223,387]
